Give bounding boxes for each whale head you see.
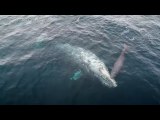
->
[98,66,117,88]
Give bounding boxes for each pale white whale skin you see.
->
[57,43,117,88]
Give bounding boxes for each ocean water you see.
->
[0,15,160,105]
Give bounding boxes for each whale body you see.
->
[57,43,117,88]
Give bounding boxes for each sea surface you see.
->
[0,15,160,105]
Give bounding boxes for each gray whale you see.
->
[57,43,117,88]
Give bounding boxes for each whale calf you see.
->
[57,43,117,88]
[111,44,129,79]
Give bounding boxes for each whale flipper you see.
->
[70,69,83,80]
[111,44,128,79]
[123,43,129,53]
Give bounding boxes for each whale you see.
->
[111,44,129,79]
[57,43,117,88]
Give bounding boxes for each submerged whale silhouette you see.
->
[57,43,128,88]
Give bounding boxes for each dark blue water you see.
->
[0,15,160,105]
